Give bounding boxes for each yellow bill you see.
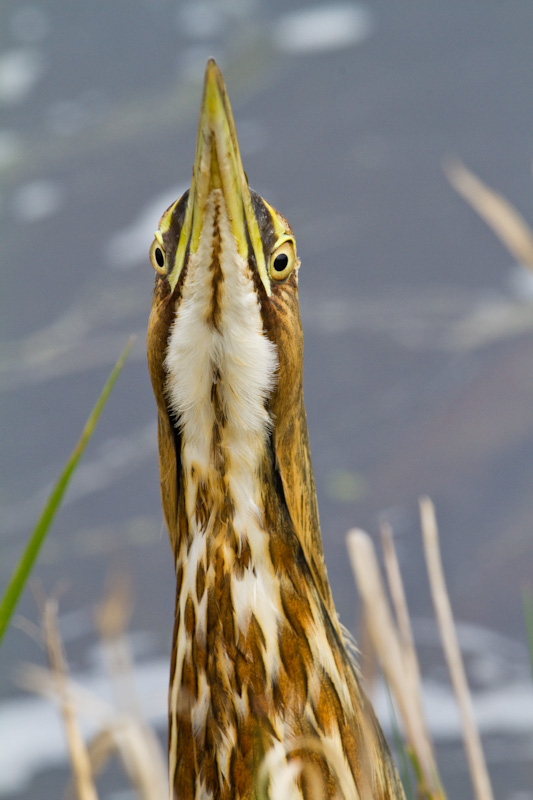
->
[170,59,270,295]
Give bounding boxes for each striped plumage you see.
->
[147,60,405,800]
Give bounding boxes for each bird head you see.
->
[149,58,303,408]
[147,59,332,610]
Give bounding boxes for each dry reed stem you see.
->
[95,572,141,716]
[19,664,112,723]
[444,158,533,271]
[92,570,167,799]
[347,530,441,798]
[419,497,494,800]
[379,522,432,762]
[42,600,99,800]
[85,720,167,800]
[380,521,421,690]
[25,583,167,800]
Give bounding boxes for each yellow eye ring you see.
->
[150,237,167,275]
[269,238,296,282]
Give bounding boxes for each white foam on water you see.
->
[0,658,168,795]
[374,678,533,740]
[0,698,70,795]
[0,47,46,105]
[273,3,375,54]
[104,185,187,269]
[11,180,64,222]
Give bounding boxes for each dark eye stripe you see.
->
[249,190,277,260]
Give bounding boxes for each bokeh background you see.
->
[1,1,533,798]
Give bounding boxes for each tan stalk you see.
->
[43,600,99,800]
[23,647,165,800]
[25,587,166,800]
[444,158,533,271]
[19,664,111,722]
[419,497,494,800]
[379,521,432,760]
[95,572,139,714]
[347,530,442,798]
[93,571,167,799]
[86,721,167,800]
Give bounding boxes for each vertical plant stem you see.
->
[347,529,442,798]
[420,497,494,800]
[380,522,423,690]
[44,600,99,800]
[380,521,433,762]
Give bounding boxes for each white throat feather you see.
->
[164,188,278,525]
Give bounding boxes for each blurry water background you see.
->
[1,1,533,798]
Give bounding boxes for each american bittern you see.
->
[147,60,404,800]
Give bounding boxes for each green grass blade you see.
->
[0,337,135,646]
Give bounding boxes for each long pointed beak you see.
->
[171,59,270,295]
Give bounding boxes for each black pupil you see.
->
[273,253,288,273]
[155,247,164,268]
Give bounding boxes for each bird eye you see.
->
[150,237,167,275]
[269,238,296,282]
